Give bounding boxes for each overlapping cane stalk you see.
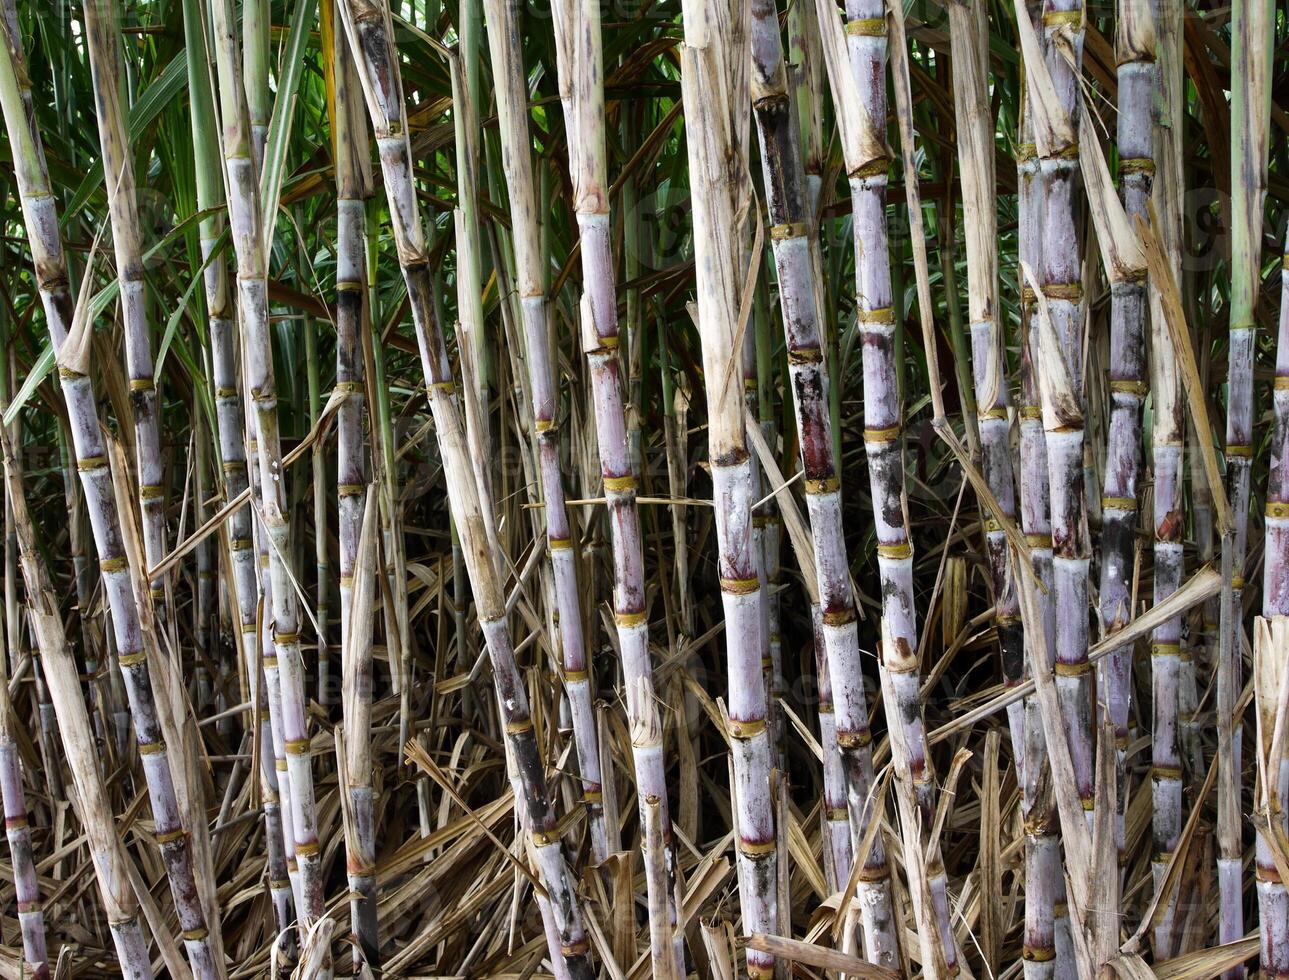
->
[1223,0,1272,961]
[748,0,896,967]
[814,0,959,970]
[679,2,778,975]
[0,620,46,978]
[335,2,594,974]
[947,0,1024,763]
[549,0,683,968]
[1146,0,1187,956]
[2,441,152,979]
[181,0,293,935]
[329,3,379,964]
[1018,0,1094,815]
[1255,225,1289,978]
[1099,0,1153,865]
[80,0,168,615]
[0,12,221,976]
[484,0,607,868]
[1014,35,1070,980]
[206,0,326,939]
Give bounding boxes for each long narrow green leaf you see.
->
[4,344,54,427]
[260,0,318,250]
[60,52,189,226]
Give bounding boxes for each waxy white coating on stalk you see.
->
[748,1,895,966]
[835,0,958,968]
[550,0,684,969]
[336,2,595,973]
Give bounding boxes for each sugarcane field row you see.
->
[0,0,1286,976]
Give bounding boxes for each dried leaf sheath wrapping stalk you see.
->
[335,3,594,974]
[946,0,1025,766]
[678,3,778,976]
[0,10,221,975]
[1022,0,1094,811]
[1014,35,1073,978]
[747,1,896,967]
[180,0,293,934]
[207,0,326,943]
[483,0,607,869]
[550,0,683,969]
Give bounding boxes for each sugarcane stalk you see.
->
[80,0,169,621]
[0,10,222,975]
[0,621,47,978]
[483,0,607,868]
[748,0,896,966]
[1223,0,1272,964]
[1019,0,1094,815]
[243,0,271,170]
[826,0,959,968]
[1015,50,1065,980]
[206,0,328,942]
[182,0,294,935]
[1098,0,1153,874]
[1147,0,1188,956]
[331,2,379,962]
[549,0,685,966]
[1,441,153,979]
[1253,222,1289,977]
[947,0,1025,766]
[679,4,778,975]
[335,3,594,974]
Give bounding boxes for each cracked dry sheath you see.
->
[550,0,684,970]
[337,1,594,974]
[748,0,896,968]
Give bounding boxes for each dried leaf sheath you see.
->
[550,0,683,969]
[336,2,594,974]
